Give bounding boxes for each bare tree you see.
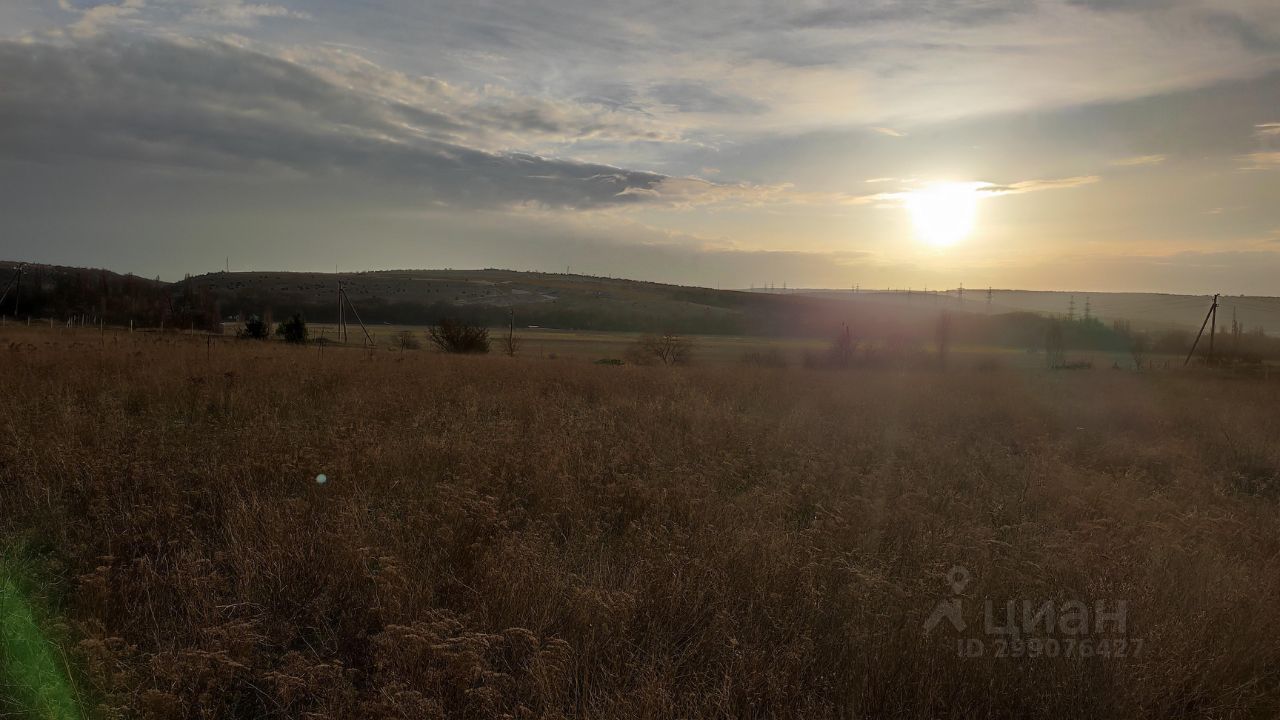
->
[1045,320,1065,369]
[829,323,857,367]
[396,330,421,350]
[501,308,521,356]
[633,332,693,366]
[501,331,521,357]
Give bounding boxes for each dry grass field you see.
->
[3,327,1280,719]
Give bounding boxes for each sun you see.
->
[904,182,981,248]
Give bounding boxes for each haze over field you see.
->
[2,0,1279,292]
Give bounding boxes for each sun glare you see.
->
[904,182,980,248]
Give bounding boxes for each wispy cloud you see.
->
[979,175,1102,195]
[58,0,309,36]
[862,176,1101,208]
[1256,122,1280,137]
[870,127,907,138]
[1238,152,1280,170]
[1109,154,1167,167]
[60,0,146,37]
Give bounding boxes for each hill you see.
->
[4,262,1279,359]
[183,268,887,337]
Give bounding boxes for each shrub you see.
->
[275,314,308,344]
[395,330,421,350]
[428,318,490,354]
[238,315,269,340]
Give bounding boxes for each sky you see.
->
[1,0,1278,293]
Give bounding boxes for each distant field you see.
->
[303,324,834,362]
[3,325,1278,718]
[297,323,1152,369]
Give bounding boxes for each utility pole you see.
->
[0,263,25,317]
[337,280,347,343]
[338,286,374,347]
[1208,294,1218,363]
[1184,293,1219,366]
[1084,297,1092,323]
[1232,306,1240,361]
[1067,295,1076,322]
[986,286,992,314]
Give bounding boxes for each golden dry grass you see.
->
[2,327,1279,718]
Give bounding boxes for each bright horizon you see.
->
[2,1,1279,295]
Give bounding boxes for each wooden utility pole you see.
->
[339,287,374,347]
[1208,297,1218,363]
[0,263,24,316]
[1184,293,1219,366]
[337,279,346,343]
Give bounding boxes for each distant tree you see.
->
[239,315,269,340]
[1045,320,1066,369]
[276,313,308,344]
[1130,331,1150,370]
[500,330,522,357]
[829,323,857,367]
[428,318,490,354]
[631,332,692,366]
[396,330,421,350]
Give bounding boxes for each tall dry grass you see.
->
[2,328,1279,718]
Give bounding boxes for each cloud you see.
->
[0,37,684,210]
[837,175,1101,210]
[1256,122,1280,137]
[1109,154,1167,167]
[870,127,907,138]
[274,44,683,150]
[978,175,1102,195]
[58,0,309,35]
[647,81,767,115]
[61,0,146,37]
[617,176,898,210]
[1,36,884,215]
[37,0,1280,136]
[1237,152,1280,169]
[183,1,312,27]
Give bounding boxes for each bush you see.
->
[395,331,421,350]
[428,318,490,354]
[275,314,308,344]
[238,315,269,340]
